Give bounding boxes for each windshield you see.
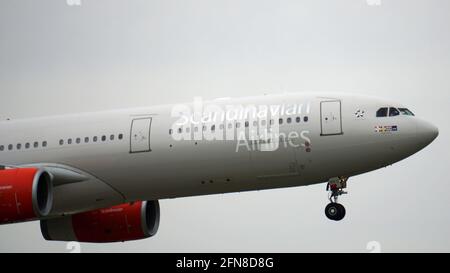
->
[398,108,415,116]
[389,107,400,117]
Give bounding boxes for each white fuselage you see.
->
[0,93,438,216]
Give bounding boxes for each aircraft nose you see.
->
[416,119,439,147]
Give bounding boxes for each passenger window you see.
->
[169,129,173,135]
[376,108,388,117]
[17,143,21,150]
[296,117,301,123]
[93,136,98,142]
[59,140,64,145]
[25,143,30,149]
[34,142,39,148]
[287,117,292,124]
[304,116,309,122]
[389,108,400,117]
[118,134,123,140]
[42,141,47,147]
[110,135,114,141]
[101,135,106,141]
[85,137,89,143]
[8,144,13,150]
[0,145,3,151]
[76,138,81,144]
[279,118,283,125]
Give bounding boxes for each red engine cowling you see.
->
[40,200,160,243]
[0,168,53,224]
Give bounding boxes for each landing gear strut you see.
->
[325,177,348,221]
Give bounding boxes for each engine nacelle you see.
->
[0,168,53,224]
[40,200,160,243]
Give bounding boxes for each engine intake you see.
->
[40,200,160,243]
[0,168,53,224]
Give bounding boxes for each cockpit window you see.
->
[376,108,388,117]
[389,107,400,117]
[399,108,415,116]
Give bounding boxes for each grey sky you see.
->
[0,0,449,252]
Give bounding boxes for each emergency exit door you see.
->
[130,117,152,153]
[320,101,343,136]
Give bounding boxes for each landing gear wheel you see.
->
[325,203,346,221]
[325,177,348,221]
[336,203,346,221]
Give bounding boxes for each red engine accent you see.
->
[41,200,160,243]
[71,202,146,243]
[0,168,53,224]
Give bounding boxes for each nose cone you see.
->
[416,119,439,147]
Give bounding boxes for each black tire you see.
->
[325,203,339,221]
[325,203,346,221]
[335,203,346,221]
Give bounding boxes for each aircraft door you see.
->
[320,100,343,136]
[130,117,152,153]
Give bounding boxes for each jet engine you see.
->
[0,168,53,224]
[40,200,160,243]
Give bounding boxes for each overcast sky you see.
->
[0,0,449,253]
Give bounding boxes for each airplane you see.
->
[0,93,438,243]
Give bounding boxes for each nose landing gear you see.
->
[325,177,348,221]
